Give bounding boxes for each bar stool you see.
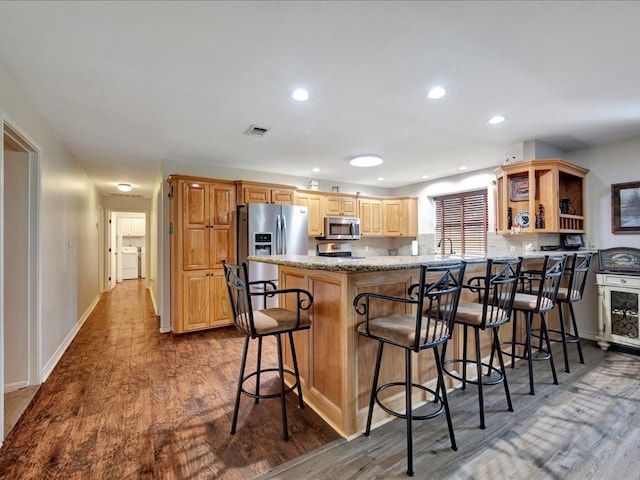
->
[506,254,566,395]
[222,261,313,441]
[441,257,522,429]
[546,252,593,373]
[353,262,466,477]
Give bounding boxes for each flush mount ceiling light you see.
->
[117,183,132,192]
[291,88,309,101]
[350,154,383,167]
[427,86,446,99]
[488,115,506,124]
[312,167,320,173]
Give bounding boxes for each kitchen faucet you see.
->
[437,237,455,255]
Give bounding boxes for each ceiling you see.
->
[1,1,639,199]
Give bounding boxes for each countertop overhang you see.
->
[246,252,591,273]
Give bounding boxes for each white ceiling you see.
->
[1,1,640,199]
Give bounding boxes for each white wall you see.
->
[0,55,101,420]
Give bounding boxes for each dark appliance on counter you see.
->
[318,216,361,240]
[317,242,356,258]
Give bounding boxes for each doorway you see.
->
[106,210,147,290]
[2,121,40,439]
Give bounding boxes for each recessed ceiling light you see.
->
[292,88,309,101]
[427,86,446,99]
[488,115,505,124]
[350,154,383,167]
[312,167,320,173]
[421,175,429,179]
[117,183,132,192]
[377,177,384,181]
[458,166,468,171]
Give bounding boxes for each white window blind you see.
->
[434,189,488,254]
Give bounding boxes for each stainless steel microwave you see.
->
[322,216,361,240]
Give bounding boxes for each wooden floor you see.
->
[3,280,640,479]
[258,339,640,479]
[0,280,340,479]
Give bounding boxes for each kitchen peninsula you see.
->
[249,253,488,438]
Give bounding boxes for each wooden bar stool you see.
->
[223,261,313,441]
[441,257,522,429]
[354,262,466,477]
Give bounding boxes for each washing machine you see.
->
[121,246,139,280]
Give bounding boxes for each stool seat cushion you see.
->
[512,292,553,311]
[556,287,581,302]
[357,313,448,348]
[251,308,311,335]
[454,302,508,327]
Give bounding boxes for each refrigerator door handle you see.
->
[281,214,288,254]
[275,214,281,255]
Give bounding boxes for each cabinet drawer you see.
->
[602,275,640,287]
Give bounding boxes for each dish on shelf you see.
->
[514,210,530,229]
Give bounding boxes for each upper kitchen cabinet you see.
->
[494,159,589,234]
[325,193,357,217]
[235,180,295,205]
[382,197,417,237]
[294,190,324,237]
[357,196,382,236]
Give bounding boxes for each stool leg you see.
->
[255,336,263,403]
[539,313,558,385]
[276,334,289,441]
[558,302,571,373]
[288,331,305,409]
[434,346,457,451]
[525,312,535,395]
[493,328,513,412]
[405,349,414,477]
[474,327,485,429]
[461,325,469,390]
[569,303,585,364]
[231,336,250,435]
[365,341,384,436]
[510,312,518,369]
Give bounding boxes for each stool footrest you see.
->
[442,358,505,386]
[241,367,299,400]
[499,341,552,362]
[374,381,445,421]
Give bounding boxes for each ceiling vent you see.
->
[244,124,270,137]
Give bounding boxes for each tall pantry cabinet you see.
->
[168,175,236,333]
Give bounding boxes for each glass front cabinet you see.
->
[596,248,640,351]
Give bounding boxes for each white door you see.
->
[108,211,117,289]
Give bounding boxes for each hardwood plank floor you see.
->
[258,339,640,479]
[0,280,340,479]
[3,279,640,479]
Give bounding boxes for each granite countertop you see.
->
[247,250,595,273]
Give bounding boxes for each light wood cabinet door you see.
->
[271,189,295,205]
[243,186,270,204]
[295,191,324,236]
[325,195,356,216]
[212,270,232,327]
[180,270,212,332]
[382,199,403,236]
[182,182,211,270]
[358,198,382,236]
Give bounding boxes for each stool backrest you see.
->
[475,257,523,329]
[521,254,567,313]
[223,261,256,337]
[408,262,466,351]
[563,252,593,302]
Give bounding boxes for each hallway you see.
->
[0,280,340,479]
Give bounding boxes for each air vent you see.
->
[109,193,146,199]
[244,124,270,137]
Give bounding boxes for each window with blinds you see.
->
[434,189,488,255]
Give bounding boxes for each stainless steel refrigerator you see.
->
[237,203,309,301]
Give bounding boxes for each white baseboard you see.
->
[40,293,101,383]
[4,381,29,393]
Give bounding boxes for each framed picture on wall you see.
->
[612,181,640,233]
